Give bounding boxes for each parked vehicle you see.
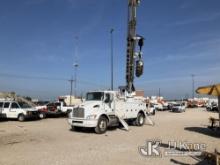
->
[57,101,74,114]
[0,100,39,121]
[206,102,218,111]
[171,103,186,113]
[154,103,163,111]
[146,103,156,115]
[68,90,147,134]
[36,102,62,119]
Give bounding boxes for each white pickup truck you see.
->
[58,101,74,114]
[171,103,186,113]
[0,100,39,121]
[68,90,147,134]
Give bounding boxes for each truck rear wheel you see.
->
[135,112,145,126]
[18,114,25,122]
[39,112,46,119]
[95,116,108,134]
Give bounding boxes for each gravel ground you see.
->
[0,108,219,165]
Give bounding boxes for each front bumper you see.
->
[68,118,98,128]
[172,108,182,112]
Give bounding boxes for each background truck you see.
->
[0,100,39,121]
[57,101,74,114]
[36,101,75,119]
[68,90,147,134]
[171,102,186,113]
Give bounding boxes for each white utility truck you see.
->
[68,0,151,133]
[0,100,39,121]
[68,89,147,134]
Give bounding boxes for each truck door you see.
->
[0,102,3,115]
[8,102,20,118]
[104,93,114,114]
[3,102,10,118]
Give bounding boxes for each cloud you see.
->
[168,12,220,26]
[145,36,220,67]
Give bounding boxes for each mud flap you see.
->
[118,118,129,131]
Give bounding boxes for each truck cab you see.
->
[68,90,146,134]
[0,100,39,121]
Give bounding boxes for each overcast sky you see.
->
[0,0,219,100]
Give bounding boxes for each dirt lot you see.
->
[0,108,219,165]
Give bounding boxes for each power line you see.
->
[0,72,107,88]
[0,73,67,81]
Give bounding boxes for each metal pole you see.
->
[69,77,74,105]
[110,28,114,90]
[191,74,195,99]
[218,96,220,127]
[159,88,161,97]
[74,63,78,97]
[74,36,79,97]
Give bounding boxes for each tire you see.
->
[39,113,46,119]
[152,110,156,115]
[95,116,108,134]
[135,112,145,126]
[18,114,25,122]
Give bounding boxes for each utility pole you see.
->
[69,77,74,105]
[191,74,195,99]
[110,28,114,90]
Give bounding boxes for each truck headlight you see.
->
[87,115,97,120]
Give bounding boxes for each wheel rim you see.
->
[19,115,24,121]
[139,115,144,124]
[39,114,44,118]
[99,120,107,131]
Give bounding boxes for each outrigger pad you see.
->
[118,118,129,131]
[145,116,155,126]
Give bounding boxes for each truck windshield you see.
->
[86,92,104,101]
[18,102,32,108]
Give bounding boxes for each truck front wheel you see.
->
[135,112,145,126]
[95,116,108,134]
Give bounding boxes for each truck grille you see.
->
[73,107,84,118]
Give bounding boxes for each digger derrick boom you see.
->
[126,0,144,93]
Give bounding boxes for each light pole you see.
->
[74,36,79,97]
[191,74,195,99]
[69,76,74,105]
[74,62,79,97]
[110,28,114,90]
